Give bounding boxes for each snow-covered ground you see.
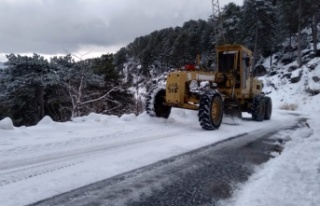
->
[1,58,320,206]
[0,109,303,206]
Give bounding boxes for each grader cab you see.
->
[145,45,272,130]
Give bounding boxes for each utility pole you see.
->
[210,0,225,70]
[211,0,225,45]
[297,0,302,67]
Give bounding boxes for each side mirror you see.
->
[253,65,267,77]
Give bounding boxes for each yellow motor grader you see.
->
[145,44,272,130]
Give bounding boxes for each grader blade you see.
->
[222,109,242,125]
[222,99,242,125]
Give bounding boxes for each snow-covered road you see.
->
[0,109,302,206]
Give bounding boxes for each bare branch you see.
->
[70,52,90,61]
[105,96,121,104]
[62,48,90,61]
[103,104,122,113]
[78,75,84,103]
[79,86,120,106]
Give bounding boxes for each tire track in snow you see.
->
[0,128,149,156]
[0,121,193,187]
[0,160,83,187]
[0,119,192,157]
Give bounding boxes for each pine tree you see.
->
[278,0,319,59]
[241,0,280,65]
[3,53,56,125]
[1,53,134,126]
[221,3,242,44]
[170,31,190,67]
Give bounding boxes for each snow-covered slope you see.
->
[261,57,320,112]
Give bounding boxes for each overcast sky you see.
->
[0,0,243,60]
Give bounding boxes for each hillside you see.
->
[113,0,320,91]
[261,39,320,112]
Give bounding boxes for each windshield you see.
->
[218,51,238,73]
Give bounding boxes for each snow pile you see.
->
[72,112,120,123]
[0,117,14,130]
[120,113,137,121]
[37,116,55,125]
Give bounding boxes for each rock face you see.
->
[308,64,316,71]
[306,88,320,96]
[282,73,292,79]
[312,76,320,82]
[253,65,267,77]
[290,75,301,84]
[269,71,278,76]
[288,65,298,72]
[290,71,303,84]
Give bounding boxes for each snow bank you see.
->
[37,116,55,125]
[120,113,137,121]
[72,112,120,123]
[0,117,14,130]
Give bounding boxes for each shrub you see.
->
[280,103,298,111]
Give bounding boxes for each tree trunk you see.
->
[35,84,44,122]
[312,14,318,54]
[252,26,259,69]
[297,0,302,67]
[289,1,293,59]
[135,84,139,116]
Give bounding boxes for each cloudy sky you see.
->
[0,0,243,60]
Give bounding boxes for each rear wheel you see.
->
[198,93,223,130]
[264,96,272,120]
[146,88,171,118]
[252,95,265,121]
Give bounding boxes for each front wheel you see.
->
[198,93,223,130]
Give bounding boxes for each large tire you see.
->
[264,96,272,120]
[198,93,223,130]
[252,95,265,121]
[145,88,171,118]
